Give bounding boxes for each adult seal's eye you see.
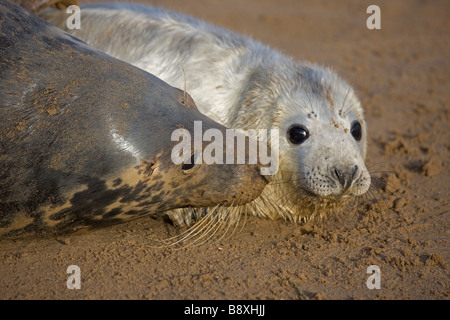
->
[351,120,362,141]
[287,125,309,145]
[181,153,197,171]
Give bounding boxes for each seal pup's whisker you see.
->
[341,91,370,118]
[339,86,352,117]
[178,64,188,105]
[367,186,390,213]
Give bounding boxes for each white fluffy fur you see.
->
[41,3,371,224]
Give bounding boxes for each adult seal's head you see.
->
[0,1,267,238]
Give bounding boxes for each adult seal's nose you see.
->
[331,165,359,191]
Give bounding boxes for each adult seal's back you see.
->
[0,1,267,238]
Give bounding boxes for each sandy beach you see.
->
[0,0,448,299]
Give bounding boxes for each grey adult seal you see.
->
[41,3,372,226]
[0,1,267,238]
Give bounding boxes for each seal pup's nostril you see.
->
[351,165,359,180]
[332,167,346,187]
[332,166,359,190]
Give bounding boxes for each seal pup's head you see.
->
[234,60,371,222]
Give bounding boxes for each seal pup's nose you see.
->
[331,165,359,191]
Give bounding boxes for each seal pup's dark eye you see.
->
[181,153,197,171]
[350,120,362,141]
[287,125,309,145]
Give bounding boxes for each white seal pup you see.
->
[41,3,371,227]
